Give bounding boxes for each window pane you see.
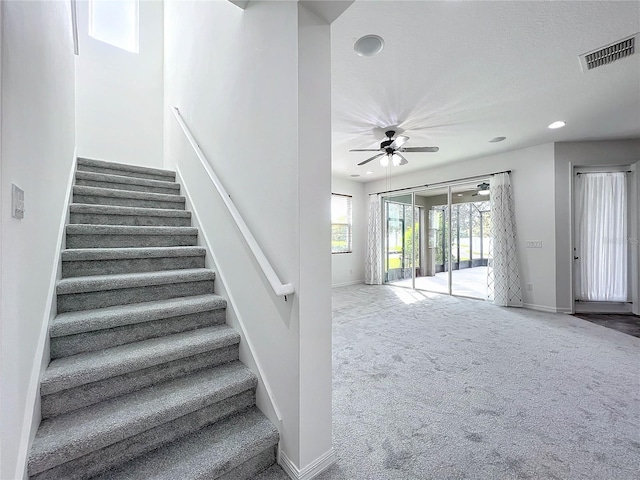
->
[89,0,139,53]
[331,194,352,253]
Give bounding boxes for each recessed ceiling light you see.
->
[457,193,463,197]
[548,121,566,129]
[489,136,506,143]
[366,171,373,175]
[350,174,360,178]
[354,35,384,57]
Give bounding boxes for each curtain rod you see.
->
[575,171,632,175]
[368,170,512,196]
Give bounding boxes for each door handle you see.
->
[574,256,579,260]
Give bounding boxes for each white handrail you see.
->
[171,107,295,299]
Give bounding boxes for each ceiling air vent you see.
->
[579,33,638,72]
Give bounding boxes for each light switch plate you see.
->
[12,183,24,219]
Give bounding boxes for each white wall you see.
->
[0,1,76,477]
[332,177,366,286]
[365,143,558,311]
[554,140,640,313]
[635,160,640,316]
[163,0,333,472]
[297,4,333,469]
[75,0,163,168]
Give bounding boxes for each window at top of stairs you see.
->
[89,0,139,54]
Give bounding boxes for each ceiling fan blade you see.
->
[358,153,384,166]
[350,148,382,152]
[396,153,409,165]
[389,135,409,150]
[399,146,439,153]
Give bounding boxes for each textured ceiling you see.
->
[331,0,640,181]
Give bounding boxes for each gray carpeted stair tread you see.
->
[51,295,225,338]
[73,185,185,204]
[69,203,191,219]
[41,325,240,395]
[92,407,278,480]
[28,362,257,476]
[77,158,176,181]
[76,170,180,190]
[66,224,197,237]
[57,268,214,295]
[62,246,205,262]
[66,225,198,249]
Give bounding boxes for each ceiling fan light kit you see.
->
[351,129,439,167]
[477,182,490,195]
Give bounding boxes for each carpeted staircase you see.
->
[27,158,280,479]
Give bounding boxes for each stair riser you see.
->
[32,390,256,480]
[51,308,226,359]
[77,165,175,182]
[69,212,191,227]
[63,255,205,278]
[75,178,180,196]
[57,280,215,313]
[218,448,278,480]
[42,345,239,418]
[73,193,185,210]
[66,234,198,249]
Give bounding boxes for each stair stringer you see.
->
[174,167,284,435]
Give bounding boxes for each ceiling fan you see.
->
[350,130,439,167]
[471,182,491,197]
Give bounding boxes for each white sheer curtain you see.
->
[575,172,627,302]
[487,172,523,306]
[365,194,383,285]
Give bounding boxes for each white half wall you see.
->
[554,139,640,313]
[332,176,366,286]
[164,0,333,473]
[365,143,558,311]
[1,1,76,477]
[75,0,163,168]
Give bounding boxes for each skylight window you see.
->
[89,0,139,53]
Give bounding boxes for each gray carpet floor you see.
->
[259,284,639,479]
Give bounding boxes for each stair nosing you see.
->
[77,158,176,179]
[62,246,206,262]
[28,362,256,476]
[51,294,226,337]
[56,268,215,295]
[41,325,240,395]
[75,171,180,190]
[73,185,185,203]
[69,203,191,218]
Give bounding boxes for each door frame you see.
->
[380,177,491,299]
[572,165,635,313]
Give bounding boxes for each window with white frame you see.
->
[89,0,139,53]
[331,194,353,254]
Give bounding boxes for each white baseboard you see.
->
[332,280,364,288]
[523,303,561,314]
[279,448,337,480]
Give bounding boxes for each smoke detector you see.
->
[579,33,638,72]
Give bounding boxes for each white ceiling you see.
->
[330,1,640,182]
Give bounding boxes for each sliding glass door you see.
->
[383,182,491,299]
